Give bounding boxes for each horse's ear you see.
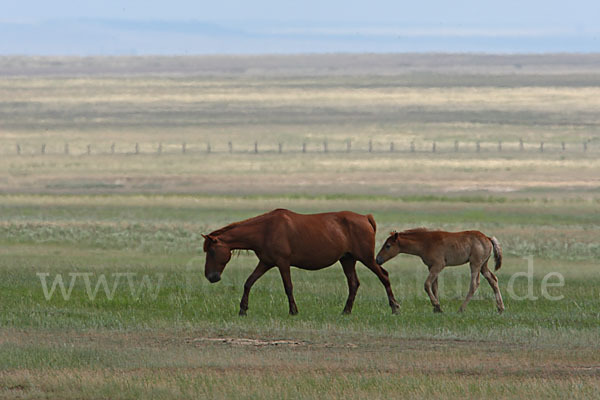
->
[202,234,218,252]
[202,234,217,243]
[391,231,399,240]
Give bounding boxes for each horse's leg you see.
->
[239,261,272,316]
[277,263,298,315]
[424,264,444,313]
[458,261,482,312]
[432,276,439,303]
[481,263,505,314]
[363,260,400,314]
[340,256,359,314]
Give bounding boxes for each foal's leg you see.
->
[277,262,298,315]
[458,260,482,312]
[481,264,505,314]
[340,256,359,314]
[424,264,444,312]
[239,261,272,316]
[363,260,400,314]
[432,277,439,303]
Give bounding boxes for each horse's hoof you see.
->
[239,309,247,316]
[497,308,504,315]
[342,309,352,315]
[433,307,443,313]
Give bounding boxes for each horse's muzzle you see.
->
[376,256,384,265]
[206,272,221,283]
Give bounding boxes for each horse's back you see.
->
[275,209,374,233]
[284,210,374,244]
[462,230,492,250]
[266,210,375,268]
[442,230,492,265]
[410,230,489,266]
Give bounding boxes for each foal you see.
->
[376,228,504,313]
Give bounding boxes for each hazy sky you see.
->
[2,0,599,54]
[4,0,598,26]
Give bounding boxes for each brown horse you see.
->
[202,209,400,315]
[376,228,504,313]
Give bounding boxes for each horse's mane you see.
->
[207,209,286,238]
[208,221,244,237]
[203,218,256,252]
[204,210,287,252]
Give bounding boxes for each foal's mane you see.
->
[400,227,430,234]
[390,227,432,236]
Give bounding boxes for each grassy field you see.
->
[1,54,600,157]
[1,194,599,398]
[1,55,600,398]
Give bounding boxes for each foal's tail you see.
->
[489,236,502,271]
[367,214,377,233]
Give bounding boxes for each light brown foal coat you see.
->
[376,228,504,313]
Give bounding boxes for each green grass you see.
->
[1,194,599,398]
[0,194,598,261]
[1,245,598,340]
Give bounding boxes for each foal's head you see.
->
[375,231,402,265]
[202,234,232,283]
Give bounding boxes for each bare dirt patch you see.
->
[187,336,358,348]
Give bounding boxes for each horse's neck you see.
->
[219,223,259,251]
[398,236,425,257]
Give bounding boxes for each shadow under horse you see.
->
[202,209,400,315]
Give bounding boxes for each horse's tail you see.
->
[489,236,502,271]
[366,214,377,234]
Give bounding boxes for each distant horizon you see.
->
[3,53,600,80]
[3,50,600,58]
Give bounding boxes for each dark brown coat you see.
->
[203,209,399,315]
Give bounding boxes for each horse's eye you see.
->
[385,244,391,249]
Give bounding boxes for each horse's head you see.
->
[202,234,232,283]
[375,231,401,265]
